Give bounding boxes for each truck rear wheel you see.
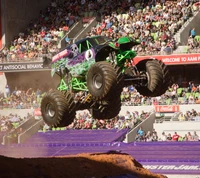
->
[89,62,124,119]
[158,60,172,95]
[90,97,121,120]
[136,59,170,97]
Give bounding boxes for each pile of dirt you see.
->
[0,152,167,178]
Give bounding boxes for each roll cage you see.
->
[66,36,111,54]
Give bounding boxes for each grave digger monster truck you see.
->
[41,36,171,127]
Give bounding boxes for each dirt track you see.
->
[0,152,167,178]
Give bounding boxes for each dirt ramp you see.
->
[0,153,167,178]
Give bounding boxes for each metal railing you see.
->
[174,11,199,45]
[58,20,83,49]
[73,17,97,43]
[2,116,37,145]
[124,112,156,143]
[18,118,44,144]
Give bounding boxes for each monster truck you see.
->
[41,36,171,127]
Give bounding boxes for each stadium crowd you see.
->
[1,81,200,110]
[42,110,149,131]
[0,0,200,63]
[86,0,200,55]
[178,109,200,121]
[65,110,150,130]
[0,0,98,63]
[1,83,200,133]
[121,82,200,106]
[0,113,33,132]
[135,127,200,142]
[0,87,42,109]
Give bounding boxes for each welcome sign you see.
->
[134,53,200,65]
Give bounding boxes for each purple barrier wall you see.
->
[25,129,128,144]
[1,130,200,175]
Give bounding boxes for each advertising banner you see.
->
[0,62,50,72]
[2,53,200,73]
[155,105,180,113]
[141,162,200,175]
[134,53,200,65]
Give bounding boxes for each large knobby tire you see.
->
[136,59,170,97]
[41,90,76,127]
[112,64,124,96]
[90,97,122,120]
[90,64,124,120]
[56,91,77,127]
[158,60,172,95]
[86,61,118,100]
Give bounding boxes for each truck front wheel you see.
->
[86,61,118,100]
[41,90,76,127]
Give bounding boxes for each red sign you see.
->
[155,105,180,113]
[134,53,200,65]
[34,108,42,116]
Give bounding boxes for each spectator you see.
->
[187,132,194,141]
[5,85,10,98]
[178,112,185,121]
[137,126,145,137]
[172,132,180,141]
[191,109,197,116]
[167,133,172,141]
[152,132,158,142]
[190,28,196,38]
[178,135,184,141]
[135,133,142,142]
[160,132,167,141]
[193,131,199,141]
[146,133,153,142]
[183,134,188,141]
